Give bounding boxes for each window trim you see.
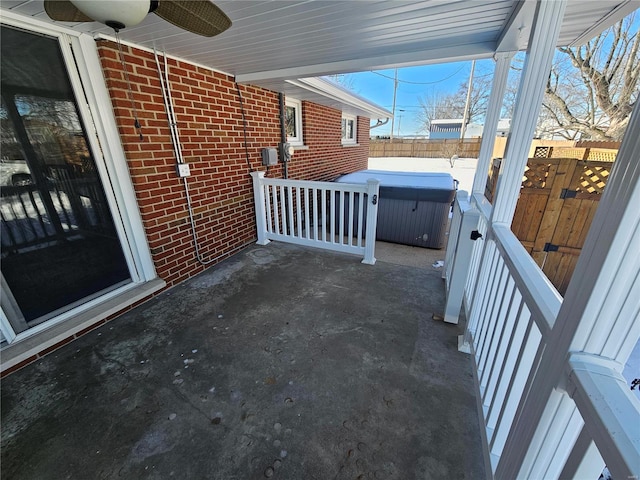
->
[341,113,357,145]
[285,97,304,146]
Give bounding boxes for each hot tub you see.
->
[335,170,456,248]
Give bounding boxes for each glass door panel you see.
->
[1,26,131,329]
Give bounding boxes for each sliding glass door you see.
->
[1,26,131,331]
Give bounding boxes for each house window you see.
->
[285,98,303,145]
[341,114,357,144]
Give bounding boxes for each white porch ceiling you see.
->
[1,0,637,116]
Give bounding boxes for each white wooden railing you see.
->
[445,190,640,479]
[251,172,380,264]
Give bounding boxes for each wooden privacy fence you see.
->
[486,147,616,294]
[369,138,482,158]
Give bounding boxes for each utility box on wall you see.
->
[261,148,278,166]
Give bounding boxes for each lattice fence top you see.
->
[585,149,617,162]
[533,146,552,158]
[532,145,617,162]
[522,162,551,189]
[550,147,585,159]
[572,162,611,194]
[575,140,621,149]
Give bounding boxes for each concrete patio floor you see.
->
[1,241,485,479]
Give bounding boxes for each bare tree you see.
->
[417,66,494,133]
[416,90,462,132]
[326,74,358,92]
[542,13,639,140]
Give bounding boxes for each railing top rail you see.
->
[492,223,561,339]
[567,352,640,480]
[258,176,378,193]
[471,192,492,222]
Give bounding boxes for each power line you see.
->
[370,65,466,85]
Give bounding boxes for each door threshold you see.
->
[1,278,165,376]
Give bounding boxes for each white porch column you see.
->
[472,52,515,196]
[497,81,640,480]
[490,0,566,226]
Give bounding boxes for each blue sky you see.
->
[344,60,495,137]
[344,8,639,138]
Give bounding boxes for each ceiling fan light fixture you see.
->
[70,0,151,30]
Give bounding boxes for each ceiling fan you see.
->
[44,0,232,36]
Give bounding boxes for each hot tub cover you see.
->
[335,170,456,203]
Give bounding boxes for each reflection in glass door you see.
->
[1,26,131,330]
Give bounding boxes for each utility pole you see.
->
[397,109,405,137]
[390,68,398,141]
[460,60,476,139]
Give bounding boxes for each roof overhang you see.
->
[1,0,637,118]
[271,77,391,119]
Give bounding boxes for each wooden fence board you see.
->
[514,192,547,243]
[369,138,482,158]
[551,197,580,246]
[533,159,577,252]
[485,152,615,296]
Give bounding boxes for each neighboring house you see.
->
[496,118,511,137]
[429,119,483,139]
[430,118,510,139]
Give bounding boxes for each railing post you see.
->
[442,191,481,327]
[443,192,465,282]
[362,179,380,265]
[250,171,270,245]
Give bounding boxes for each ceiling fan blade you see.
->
[43,0,93,22]
[154,1,231,37]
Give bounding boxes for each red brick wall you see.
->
[96,41,371,287]
[287,103,370,181]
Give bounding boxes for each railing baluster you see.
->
[347,190,354,246]
[287,185,294,238]
[295,187,302,238]
[486,300,528,445]
[265,185,273,233]
[491,323,542,457]
[357,191,364,247]
[339,190,345,245]
[279,185,287,236]
[304,187,311,240]
[475,250,504,364]
[272,185,280,235]
[330,188,335,243]
[484,278,518,403]
[480,274,515,390]
[321,189,327,243]
[312,188,318,241]
[28,189,49,238]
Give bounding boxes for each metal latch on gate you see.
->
[544,243,559,252]
[560,189,578,199]
[470,230,483,241]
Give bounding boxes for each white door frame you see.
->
[0,11,157,344]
